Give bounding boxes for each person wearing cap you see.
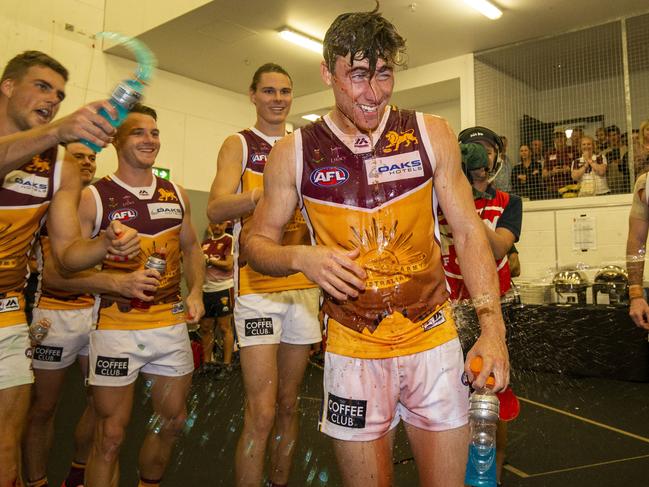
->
[438,128,522,486]
[439,129,522,300]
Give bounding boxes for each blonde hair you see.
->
[640,120,649,147]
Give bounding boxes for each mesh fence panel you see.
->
[474,16,649,201]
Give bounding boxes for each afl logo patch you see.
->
[109,208,138,222]
[310,166,349,187]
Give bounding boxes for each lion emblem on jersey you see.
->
[157,188,178,202]
[383,129,418,153]
[25,156,50,173]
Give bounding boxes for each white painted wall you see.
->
[0,0,255,192]
[415,99,461,134]
[516,195,643,283]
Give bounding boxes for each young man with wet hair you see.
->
[0,50,139,487]
[243,7,509,486]
[208,63,321,487]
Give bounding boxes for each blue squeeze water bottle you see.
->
[465,357,499,487]
[81,32,156,153]
[81,78,143,153]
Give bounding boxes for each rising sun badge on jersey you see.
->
[349,219,427,289]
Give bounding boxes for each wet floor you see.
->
[48,359,649,486]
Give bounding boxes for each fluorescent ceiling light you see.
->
[302,114,321,122]
[565,129,573,139]
[279,28,323,54]
[463,0,503,20]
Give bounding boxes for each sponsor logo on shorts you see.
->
[326,393,367,429]
[33,345,63,362]
[172,302,185,314]
[422,309,446,331]
[148,203,183,220]
[366,151,424,184]
[244,317,273,336]
[95,356,129,377]
[0,296,20,313]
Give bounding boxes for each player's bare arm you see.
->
[179,185,205,324]
[485,227,516,261]
[242,135,366,301]
[207,134,261,223]
[208,253,233,271]
[0,100,117,179]
[428,114,509,390]
[42,185,158,300]
[627,215,649,328]
[47,158,140,274]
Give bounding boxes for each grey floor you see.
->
[46,360,649,486]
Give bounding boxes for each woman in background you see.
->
[571,135,610,196]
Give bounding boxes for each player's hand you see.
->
[630,298,649,330]
[53,100,118,148]
[298,246,366,301]
[115,269,161,300]
[185,292,204,325]
[465,328,509,392]
[104,221,140,261]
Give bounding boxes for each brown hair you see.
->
[249,63,292,92]
[323,2,406,76]
[1,51,68,83]
[130,103,157,121]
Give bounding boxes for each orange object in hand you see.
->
[470,357,520,421]
[469,356,496,388]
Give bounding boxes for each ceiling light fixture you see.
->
[463,0,503,20]
[302,114,321,122]
[279,28,323,54]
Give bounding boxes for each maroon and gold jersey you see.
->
[235,128,315,296]
[90,174,185,330]
[0,147,61,327]
[34,226,94,310]
[296,106,456,359]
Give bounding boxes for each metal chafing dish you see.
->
[592,265,629,305]
[553,270,589,304]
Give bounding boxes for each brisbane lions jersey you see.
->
[90,174,185,330]
[296,107,457,359]
[0,146,61,327]
[235,128,315,296]
[33,225,95,310]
